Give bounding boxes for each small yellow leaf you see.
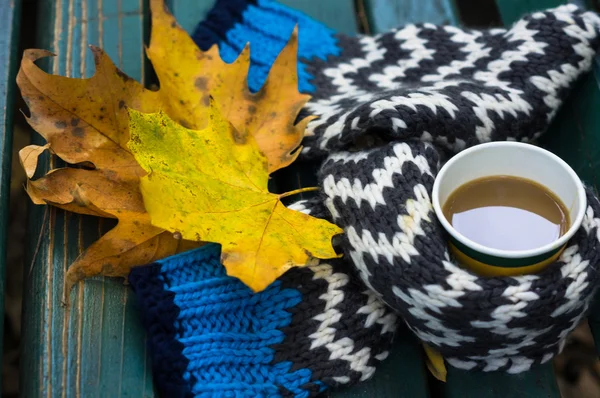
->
[148,0,312,173]
[423,344,447,382]
[19,144,50,178]
[128,107,342,292]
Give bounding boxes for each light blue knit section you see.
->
[156,245,313,397]
[216,0,340,93]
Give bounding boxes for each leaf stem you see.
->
[279,186,319,199]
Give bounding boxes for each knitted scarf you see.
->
[129,1,600,396]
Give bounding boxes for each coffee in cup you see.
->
[432,142,586,276]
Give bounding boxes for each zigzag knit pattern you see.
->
[191,0,600,373]
[129,244,397,397]
[301,6,600,157]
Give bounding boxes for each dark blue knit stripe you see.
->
[129,263,194,398]
[192,0,256,51]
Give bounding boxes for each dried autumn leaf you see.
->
[19,144,49,178]
[25,167,199,294]
[26,169,117,218]
[16,47,197,289]
[18,48,158,179]
[147,0,313,173]
[128,107,342,292]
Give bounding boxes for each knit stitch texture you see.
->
[129,244,397,397]
[129,1,600,396]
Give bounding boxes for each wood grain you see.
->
[21,0,154,396]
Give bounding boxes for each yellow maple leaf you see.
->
[128,106,342,292]
[147,0,312,173]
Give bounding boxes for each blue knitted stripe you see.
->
[131,244,318,397]
[192,0,340,93]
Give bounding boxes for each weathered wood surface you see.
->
[0,0,22,394]
[22,0,153,396]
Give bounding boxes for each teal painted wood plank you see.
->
[21,0,154,396]
[20,0,53,393]
[365,0,459,32]
[279,0,359,34]
[444,365,560,398]
[329,326,430,398]
[0,0,22,394]
[165,0,214,35]
[495,0,563,25]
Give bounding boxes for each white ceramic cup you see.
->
[432,142,586,276]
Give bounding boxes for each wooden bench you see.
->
[0,0,22,395]
[4,0,599,396]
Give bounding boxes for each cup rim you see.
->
[432,142,587,259]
